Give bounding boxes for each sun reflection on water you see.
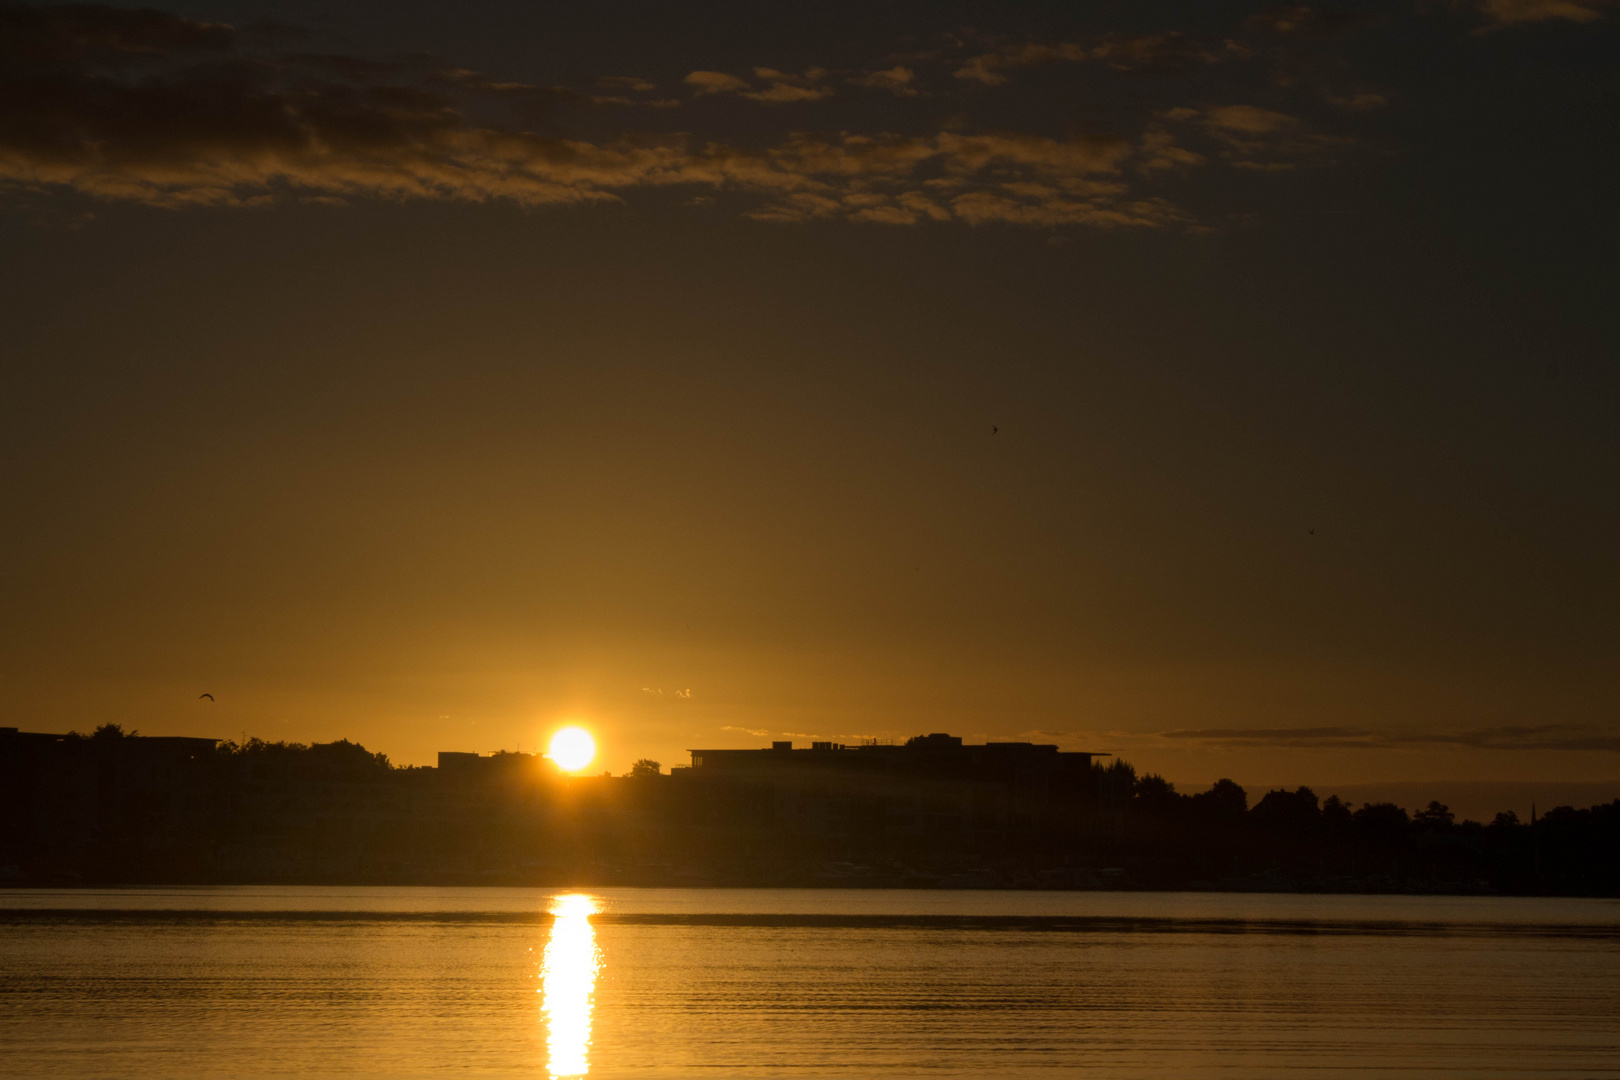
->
[541,894,601,1078]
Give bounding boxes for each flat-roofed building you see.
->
[672,733,1108,874]
[685,732,1098,786]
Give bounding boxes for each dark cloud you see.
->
[0,5,616,207]
[2,1,1615,221]
[0,3,1418,226]
[0,3,235,64]
[0,4,1207,226]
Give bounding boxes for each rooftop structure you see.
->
[684,732,1102,789]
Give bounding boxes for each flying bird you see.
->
[198,693,214,701]
[1308,529,1316,536]
[991,425,999,435]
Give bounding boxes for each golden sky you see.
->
[1,0,1616,789]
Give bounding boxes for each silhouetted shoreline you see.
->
[4,725,1616,896]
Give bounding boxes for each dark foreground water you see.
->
[2,888,1617,1078]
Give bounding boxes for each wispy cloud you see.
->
[1326,90,1390,111]
[683,70,750,95]
[598,75,658,93]
[684,67,833,103]
[0,5,634,208]
[1154,724,1620,752]
[1462,0,1615,27]
[1152,105,1349,170]
[0,9,1210,229]
[953,33,1221,85]
[954,42,1089,85]
[738,130,1185,227]
[589,74,678,108]
[848,66,919,96]
[1245,5,1381,37]
[13,1,1583,227]
[1017,723,1620,753]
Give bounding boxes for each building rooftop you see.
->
[682,733,1104,785]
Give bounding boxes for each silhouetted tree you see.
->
[628,759,661,779]
[1101,758,1136,805]
[1353,802,1410,843]
[90,722,138,741]
[1251,787,1320,836]
[217,737,390,773]
[1133,774,1181,814]
[1321,794,1353,825]
[1413,801,1455,831]
[1190,778,1247,821]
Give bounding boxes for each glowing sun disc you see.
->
[548,727,596,772]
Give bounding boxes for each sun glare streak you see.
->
[541,893,601,1078]
[547,727,597,772]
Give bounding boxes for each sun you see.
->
[547,726,597,772]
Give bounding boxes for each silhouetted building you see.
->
[668,734,1106,879]
[437,749,555,780]
[684,732,1097,783]
[0,726,220,881]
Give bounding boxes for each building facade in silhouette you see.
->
[665,734,1106,878]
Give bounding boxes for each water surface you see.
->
[2,888,1616,1077]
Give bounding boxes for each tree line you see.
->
[2,725,1615,893]
[1108,760,1619,895]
